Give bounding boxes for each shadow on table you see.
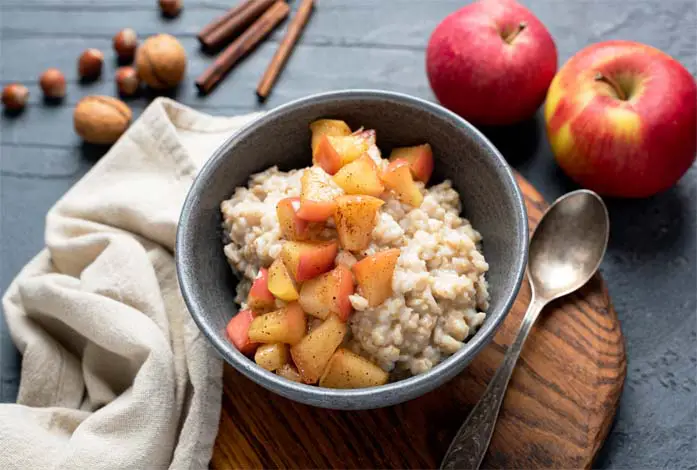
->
[477,114,545,166]
[80,142,113,163]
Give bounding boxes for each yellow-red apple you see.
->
[226,309,258,355]
[389,144,434,183]
[298,265,355,321]
[426,0,557,125]
[332,154,385,196]
[334,195,385,251]
[310,119,351,152]
[326,135,371,167]
[545,40,697,197]
[298,166,341,222]
[290,314,348,384]
[246,268,275,313]
[352,249,400,307]
[280,240,338,282]
[313,135,343,175]
[380,159,423,207]
[248,302,307,345]
[277,197,321,241]
[267,257,299,301]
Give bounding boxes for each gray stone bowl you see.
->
[176,90,528,410]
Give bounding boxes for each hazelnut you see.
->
[113,28,138,63]
[39,68,67,99]
[2,84,29,111]
[78,49,104,81]
[115,67,140,96]
[73,95,132,144]
[135,34,186,90]
[159,0,182,17]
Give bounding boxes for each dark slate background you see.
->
[1,1,695,468]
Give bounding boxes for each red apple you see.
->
[388,144,434,183]
[545,40,697,198]
[226,309,259,356]
[426,0,557,125]
[246,268,275,313]
[276,197,322,241]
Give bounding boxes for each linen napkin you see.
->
[0,98,261,469]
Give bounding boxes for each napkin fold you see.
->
[0,98,260,469]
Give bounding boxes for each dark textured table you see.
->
[1,1,695,468]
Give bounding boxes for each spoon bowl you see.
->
[441,189,609,470]
[528,190,610,301]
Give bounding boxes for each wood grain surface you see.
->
[211,173,627,470]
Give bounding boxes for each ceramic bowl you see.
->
[176,90,528,409]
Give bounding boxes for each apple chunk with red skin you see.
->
[545,40,697,198]
[314,135,372,174]
[426,0,557,125]
[380,159,423,207]
[389,143,434,183]
[247,302,307,345]
[352,249,400,307]
[312,135,343,175]
[226,309,258,355]
[280,240,338,282]
[297,166,341,222]
[299,265,355,322]
[276,197,322,241]
[246,268,275,313]
[310,119,351,153]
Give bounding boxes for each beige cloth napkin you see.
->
[0,98,261,469]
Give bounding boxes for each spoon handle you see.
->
[440,296,547,470]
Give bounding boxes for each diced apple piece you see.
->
[319,348,389,389]
[254,343,289,371]
[276,363,303,382]
[226,309,258,356]
[280,240,338,282]
[327,135,371,166]
[389,143,434,183]
[310,119,351,152]
[332,154,385,197]
[298,167,340,222]
[352,249,400,307]
[247,268,275,313]
[334,195,385,251]
[299,265,355,322]
[313,135,343,175]
[290,314,348,384]
[380,159,424,207]
[277,197,322,241]
[267,258,299,301]
[248,302,307,345]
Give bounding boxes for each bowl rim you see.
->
[176,89,528,408]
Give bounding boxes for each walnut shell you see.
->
[73,96,132,144]
[135,34,186,90]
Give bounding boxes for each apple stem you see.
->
[504,22,527,43]
[595,72,627,101]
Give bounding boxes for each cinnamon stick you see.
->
[197,0,256,44]
[196,1,290,95]
[256,0,314,100]
[199,0,277,50]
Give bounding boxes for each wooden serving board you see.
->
[211,173,627,470]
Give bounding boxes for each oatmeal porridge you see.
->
[221,118,489,388]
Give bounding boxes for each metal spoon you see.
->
[441,189,610,470]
